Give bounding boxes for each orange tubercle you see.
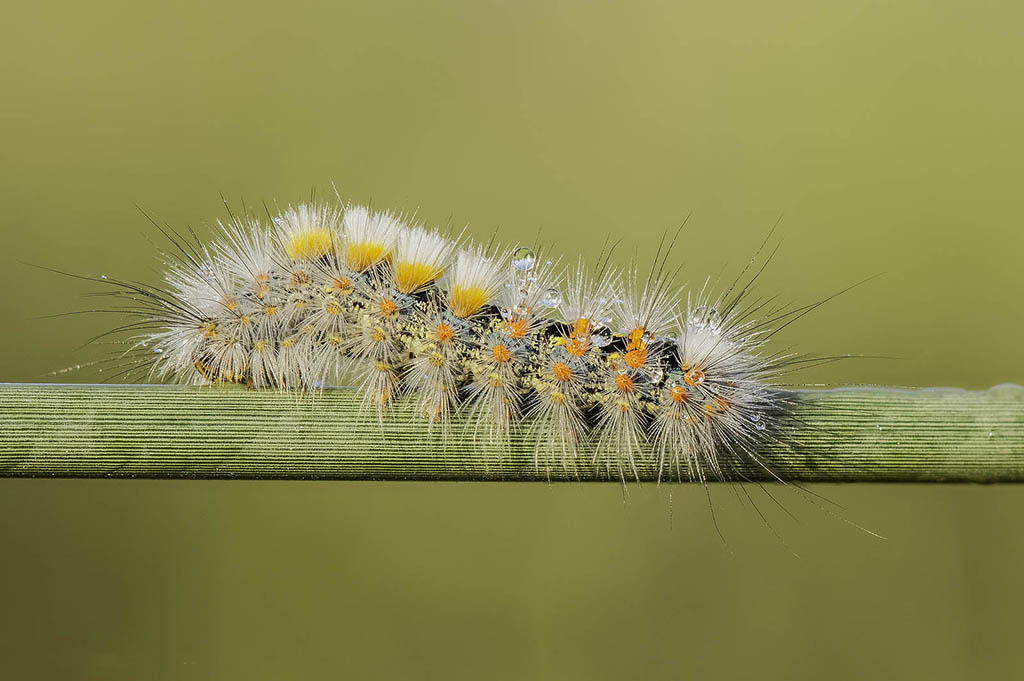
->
[624,347,647,369]
[492,343,512,363]
[332,275,352,293]
[615,373,634,393]
[565,337,590,357]
[685,368,705,387]
[501,316,529,339]
[435,323,455,344]
[552,362,572,382]
[379,298,398,318]
[626,326,647,350]
[565,317,593,357]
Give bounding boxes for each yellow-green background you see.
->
[2,1,1022,678]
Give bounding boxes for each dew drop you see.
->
[100,274,108,280]
[539,288,562,308]
[153,348,163,354]
[755,420,766,431]
[591,334,611,348]
[512,247,536,272]
[750,413,761,423]
[692,305,721,330]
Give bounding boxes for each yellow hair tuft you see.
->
[346,241,388,271]
[450,285,489,318]
[394,261,443,293]
[286,229,336,260]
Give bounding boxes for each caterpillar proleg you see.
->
[80,196,819,484]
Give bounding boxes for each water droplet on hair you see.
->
[100,274,108,280]
[591,334,610,348]
[750,413,761,422]
[153,348,163,354]
[539,288,561,308]
[692,305,721,330]
[512,247,536,272]
[755,420,766,431]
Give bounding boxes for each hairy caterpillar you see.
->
[80,196,818,485]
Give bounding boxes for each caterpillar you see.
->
[83,197,813,484]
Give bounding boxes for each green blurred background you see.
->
[2,0,1023,678]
